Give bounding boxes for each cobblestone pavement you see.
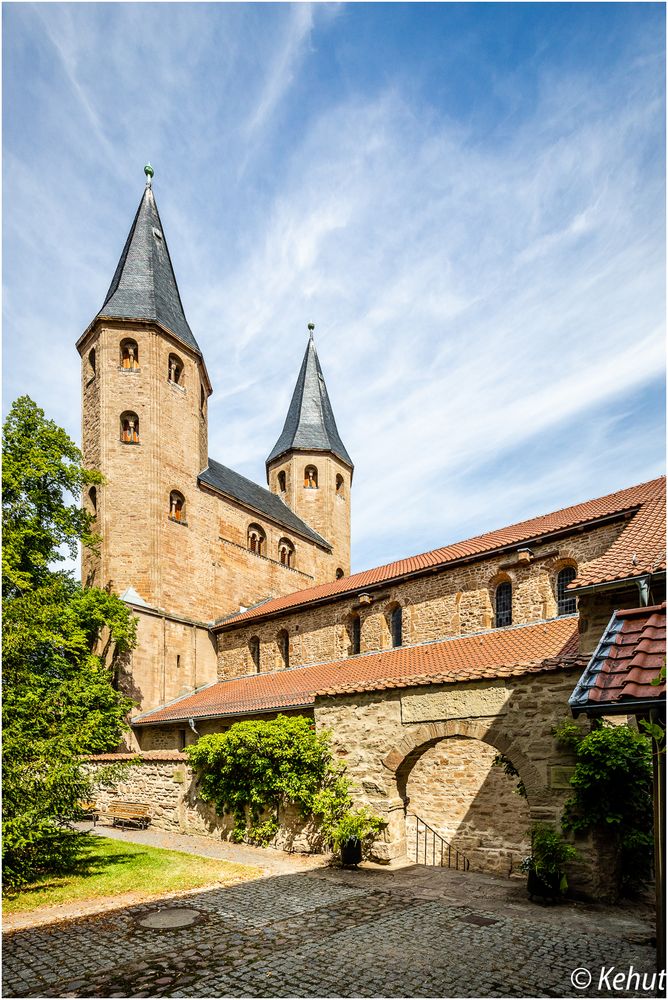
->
[3,864,656,999]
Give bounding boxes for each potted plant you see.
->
[330,808,385,866]
[521,823,577,901]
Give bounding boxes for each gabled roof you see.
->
[569,604,666,716]
[199,458,331,549]
[570,480,666,590]
[266,334,353,469]
[215,476,665,631]
[95,181,201,355]
[134,615,581,725]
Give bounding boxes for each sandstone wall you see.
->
[215,522,624,680]
[405,737,531,876]
[85,756,322,854]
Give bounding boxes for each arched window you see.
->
[168,353,184,385]
[336,568,344,580]
[557,566,577,616]
[389,605,403,648]
[247,523,266,556]
[120,339,139,369]
[278,538,294,568]
[88,348,96,378]
[169,490,185,523]
[88,486,97,515]
[120,411,139,444]
[277,629,289,669]
[348,614,361,656]
[304,465,318,489]
[278,471,287,493]
[249,637,260,672]
[335,474,344,497]
[495,582,512,628]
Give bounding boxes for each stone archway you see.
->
[381,719,552,867]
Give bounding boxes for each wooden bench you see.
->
[78,801,99,826]
[105,800,152,829]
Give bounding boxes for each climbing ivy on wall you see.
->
[553,720,654,893]
[186,716,353,845]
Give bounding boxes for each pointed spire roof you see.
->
[267,328,353,469]
[95,167,201,355]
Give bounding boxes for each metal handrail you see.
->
[408,812,470,871]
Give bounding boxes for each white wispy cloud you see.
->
[3,5,664,576]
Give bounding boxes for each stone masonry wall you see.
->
[215,521,625,680]
[312,667,614,899]
[85,756,321,854]
[405,737,531,876]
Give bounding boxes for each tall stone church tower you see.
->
[76,164,212,606]
[76,167,353,720]
[266,328,353,577]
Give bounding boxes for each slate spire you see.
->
[95,167,201,355]
[266,327,353,469]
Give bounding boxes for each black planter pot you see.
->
[340,838,362,866]
[527,867,562,901]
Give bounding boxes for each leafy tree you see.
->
[2,397,136,890]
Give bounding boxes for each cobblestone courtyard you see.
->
[3,853,657,999]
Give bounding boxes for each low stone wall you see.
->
[84,754,324,854]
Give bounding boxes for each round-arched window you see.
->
[168,353,184,385]
[248,523,266,556]
[557,566,577,615]
[169,490,186,523]
[277,629,289,669]
[495,582,512,628]
[120,411,139,444]
[120,339,139,370]
[278,538,294,568]
[304,465,318,489]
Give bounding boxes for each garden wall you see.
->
[84,752,323,854]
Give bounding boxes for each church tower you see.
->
[76,165,212,609]
[266,326,353,577]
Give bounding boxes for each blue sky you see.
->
[3,2,665,575]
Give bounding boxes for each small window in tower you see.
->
[152,227,163,242]
[277,629,289,669]
[348,613,361,656]
[88,348,96,378]
[278,538,294,568]
[335,474,344,497]
[249,637,260,672]
[120,339,139,370]
[557,566,578,616]
[169,490,186,523]
[88,486,97,516]
[389,604,403,648]
[278,471,286,493]
[168,353,184,385]
[495,582,512,628]
[304,465,318,489]
[336,568,344,580]
[120,411,140,444]
[247,523,266,556]
[200,384,206,415]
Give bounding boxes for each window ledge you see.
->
[168,381,187,393]
[118,367,141,374]
[168,516,188,526]
[121,441,141,446]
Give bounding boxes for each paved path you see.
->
[3,836,656,999]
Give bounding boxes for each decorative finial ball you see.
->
[308,322,315,331]
[144,163,154,179]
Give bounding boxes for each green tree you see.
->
[2,397,136,889]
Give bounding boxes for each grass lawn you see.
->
[3,835,261,915]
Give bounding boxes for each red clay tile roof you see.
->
[84,750,188,762]
[570,481,666,589]
[135,616,581,725]
[569,604,666,715]
[214,477,664,630]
